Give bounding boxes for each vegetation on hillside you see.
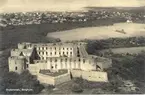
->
[109,52,145,82]
[0,70,44,94]
[86,36,145,54]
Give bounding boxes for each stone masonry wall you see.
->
[71,70,108,82]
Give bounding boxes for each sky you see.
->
[0,0,145,13]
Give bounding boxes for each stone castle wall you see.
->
[71,70,108,82]
[36,70,108,85]
[37,72,71,85]
[31,57,96,72]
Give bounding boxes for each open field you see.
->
[47,23,145,42]
[97,46,145,54]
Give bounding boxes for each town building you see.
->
[8,42,112,85]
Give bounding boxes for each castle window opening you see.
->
[46,52,48,55]
[55,59,57,62]
[70,52,72,55]
[78,58,81,62]
[67,52,68,55]
[55,47,56,50]
[70,48,72,50]
[42,47,44,50]
[65,58,67,62]
[42,52,44,55]
[46,47,48,50]
[50,52,52,55]
[83,59,85,63]
[63,52,65,55]
[55,52,56,55]
[67,48,68,50]
[15,66,17,70]
[63,48,64,50]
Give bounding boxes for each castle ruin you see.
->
[8,42,112,85]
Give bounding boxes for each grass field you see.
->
[47,23,145,41]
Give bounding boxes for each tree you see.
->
[19,70,44,94]
[71,83,83,93]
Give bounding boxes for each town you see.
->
[0,7,145,27]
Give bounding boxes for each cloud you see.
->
[0,0,145,13]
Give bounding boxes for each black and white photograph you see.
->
[0,0,145,94]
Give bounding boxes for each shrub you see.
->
[71,83,83,93]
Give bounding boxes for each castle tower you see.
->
[8,56,26,74]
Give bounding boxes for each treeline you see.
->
[86,36,145,54]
